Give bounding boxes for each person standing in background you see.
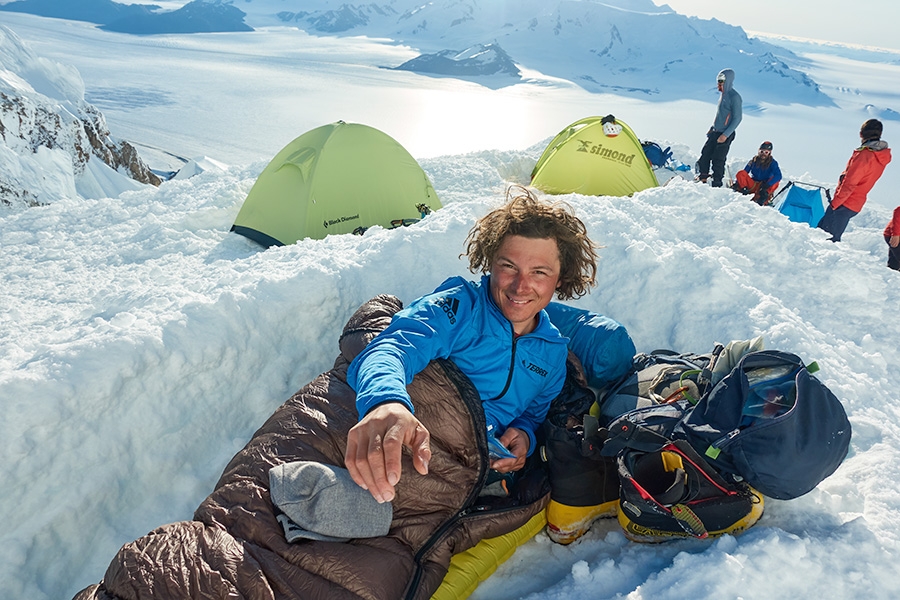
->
[696,68,742,188]
[818,119,892,242]
[884,205,900,270]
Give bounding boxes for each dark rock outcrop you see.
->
[393,43,520,77]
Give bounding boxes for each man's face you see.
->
[489,235,562,336]
[717,78,725,92]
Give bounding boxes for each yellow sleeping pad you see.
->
[430,510,548,600]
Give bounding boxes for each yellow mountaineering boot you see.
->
[616,440,765,543]
[540,413,620,545]
[546,497,618,545]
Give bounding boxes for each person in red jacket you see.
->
[818,119,892,242]
[885,206,900,270]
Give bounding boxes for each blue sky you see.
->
[657,0,900,51]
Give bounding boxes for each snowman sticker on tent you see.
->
[601,114,623,137]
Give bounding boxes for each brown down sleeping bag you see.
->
[73,294,553,600]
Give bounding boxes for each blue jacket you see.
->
[348,276,634,456]
[712,69,742,138]
[742,157,782,188]
[542,302,635,389]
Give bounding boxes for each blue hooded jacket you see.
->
[712,69,742,138]
[348,275,634,455]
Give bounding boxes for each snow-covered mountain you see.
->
[0,26,159,208]
[0,0,154,24]
[0,0,254,34]
[100,0,252,34]
[392,43,521,80]
[262,0,831,104]
[2,0,833,104]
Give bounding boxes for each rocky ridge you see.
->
[0,26,159,208]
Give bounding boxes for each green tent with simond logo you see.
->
[531,115,659,197]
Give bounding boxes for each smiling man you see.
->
[345,187,615,503]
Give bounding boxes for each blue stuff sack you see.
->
[641,141,673,168]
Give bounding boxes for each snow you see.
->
[75,155,148,199]
[171,155,229,180]
[2,4,900,600]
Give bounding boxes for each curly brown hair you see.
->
[464,186,598,300]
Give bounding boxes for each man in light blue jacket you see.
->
[696,68,742,187]
[345,189,634,503]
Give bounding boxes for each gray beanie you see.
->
[269,461,393,543]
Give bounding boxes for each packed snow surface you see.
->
[2,3,900,599]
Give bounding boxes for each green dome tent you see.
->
[531,115,659,197]
[232,121,441,246]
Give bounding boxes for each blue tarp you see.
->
[776,184,827,227]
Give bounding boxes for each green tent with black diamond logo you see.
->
[231,121,441,247]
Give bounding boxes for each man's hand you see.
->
[717,134,727,144]
[345,403,431,503]
[489,427,529,473]
[890,235,900,248]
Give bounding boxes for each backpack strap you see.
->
[600,418,672,456]
[581,414,606,456]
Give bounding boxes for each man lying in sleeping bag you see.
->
[345,186,635,504]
